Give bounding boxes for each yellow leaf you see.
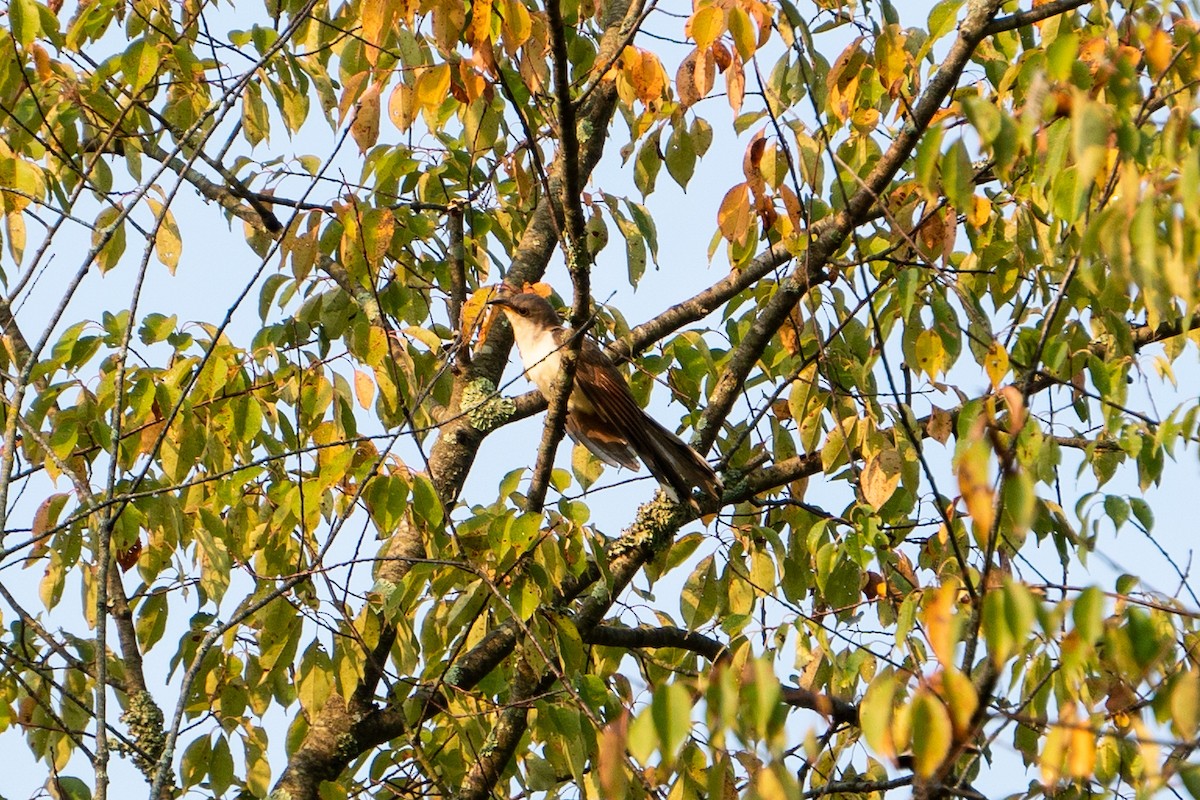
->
[874,24,910,97]
[501,0,531,50]
[983,341,1009,389]
[939,667,978,736]
[146,197,181,273]
[1040,723,1067,787]
[30,42,51,81]
[726,53,745,114]
[1171,669,1200,738]
[687,6,724,50]
[910,687,953,777]
[727,6,756,61]
[5,211,25,266]
[751,766,789,800]
[415,63,452,111]
[860,672,897,761]
[461,287,496,345]
[469,0,493,47]
[914,329,945,379]
[1145,27,1173,76]
[432,0,465,53]
[626,47,666,106]
[826,37,866,123]
[351,82,382,154]
[1067,722,1096,778]
[967,194,991,228]
[354,369,375,409]
[956,427,995,547]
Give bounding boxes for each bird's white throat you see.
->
[505,315,562,398]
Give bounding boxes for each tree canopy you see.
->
[1,0,1199,798]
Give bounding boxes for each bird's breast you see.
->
[515,329,596,414]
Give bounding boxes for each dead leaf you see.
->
[861,448,902,509]
[351,82,382,154]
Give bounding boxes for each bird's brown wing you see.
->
[573,340,722,503]
[564,411,640,471]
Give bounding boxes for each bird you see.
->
[488,290,723,506]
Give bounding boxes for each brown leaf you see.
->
[116,537,142,572]
[598,712,630,797]
[676,50,701,108]
[743,132,766,183]
[927,405,952,444]
[350,82,381,154]
[711,41,731,73]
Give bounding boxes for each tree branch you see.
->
[982,0,1091,36]
[584,623,729,663]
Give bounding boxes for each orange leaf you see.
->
[354,369,376,409]
[361,0,396,64]
[726,53,745,114]
[469,0,493,47]
[717,183,751,244]
[693,46,716,99]
[923,580,961,670]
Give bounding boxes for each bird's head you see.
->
[487,291,562,329]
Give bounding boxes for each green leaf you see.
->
[121,37,159,94]
[9,0,41,47]
[571,442,603,489]
[1171,670,1200,738]
[910,688,952,777]
[634,129,662,197]
[963,95,1001,146]
[665,123,696,189]
[940,139,974,211]
[297,642,333,714]
[1072,586,1103,646]
[1103,494,1129,531]
[650,682,691,766]
[138,312,177,344]
[926,0,963,44]
[860,671,897,760]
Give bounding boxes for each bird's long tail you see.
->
[629,414,723,506]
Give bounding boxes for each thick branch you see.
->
[982,0,1091,35]
[525,0,594,513]
[584,623,729,662]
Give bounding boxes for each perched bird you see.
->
[489,291,723,505]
